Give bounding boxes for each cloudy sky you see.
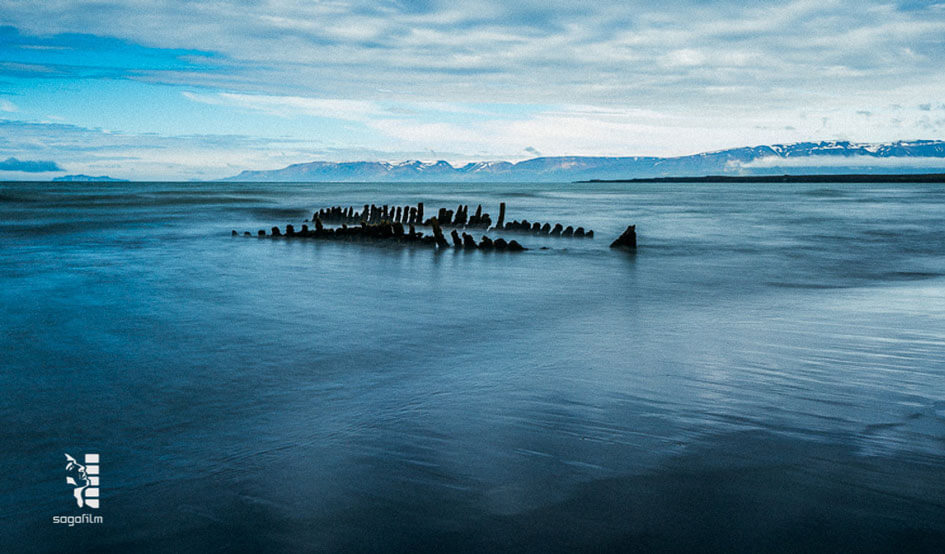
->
[2,0,945,179]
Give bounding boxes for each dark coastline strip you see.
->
[576,173,945,184]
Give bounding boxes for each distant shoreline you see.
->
[576,173,945,183]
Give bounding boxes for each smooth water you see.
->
[2,181,944,552]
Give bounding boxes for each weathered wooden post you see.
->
[610,225,637,250]
[271,226,282,236]
[497,202,506,229]
[450,229,462,248]
[431,218,450,249]
[470,204,482,226]
[417,202,424,224]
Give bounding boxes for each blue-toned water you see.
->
[2,181,945,552]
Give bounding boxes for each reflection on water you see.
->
[1,181,944,552]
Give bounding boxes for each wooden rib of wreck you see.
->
[239,218,526,251]
[610,225,637,250]
[493,203,593,237]
[306,201,592,237]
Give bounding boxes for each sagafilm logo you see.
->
[53,453,103,526]
[64,453,100,509]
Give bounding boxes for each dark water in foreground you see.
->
[2,181,944,552]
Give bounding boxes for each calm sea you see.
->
[2,181,944,552]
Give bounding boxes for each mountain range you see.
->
[52,174,129,182]
[223,140,945,182]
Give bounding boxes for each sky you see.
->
[1,0,945,180]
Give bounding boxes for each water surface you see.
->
[2,181,944,552]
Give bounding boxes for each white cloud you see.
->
[3,0,945,109]
[181,92,385,121]
[0,119,480,179]
[662,49,706,68]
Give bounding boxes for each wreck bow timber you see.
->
[233,201,637,252]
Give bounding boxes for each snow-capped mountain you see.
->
[223,140,945,182]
